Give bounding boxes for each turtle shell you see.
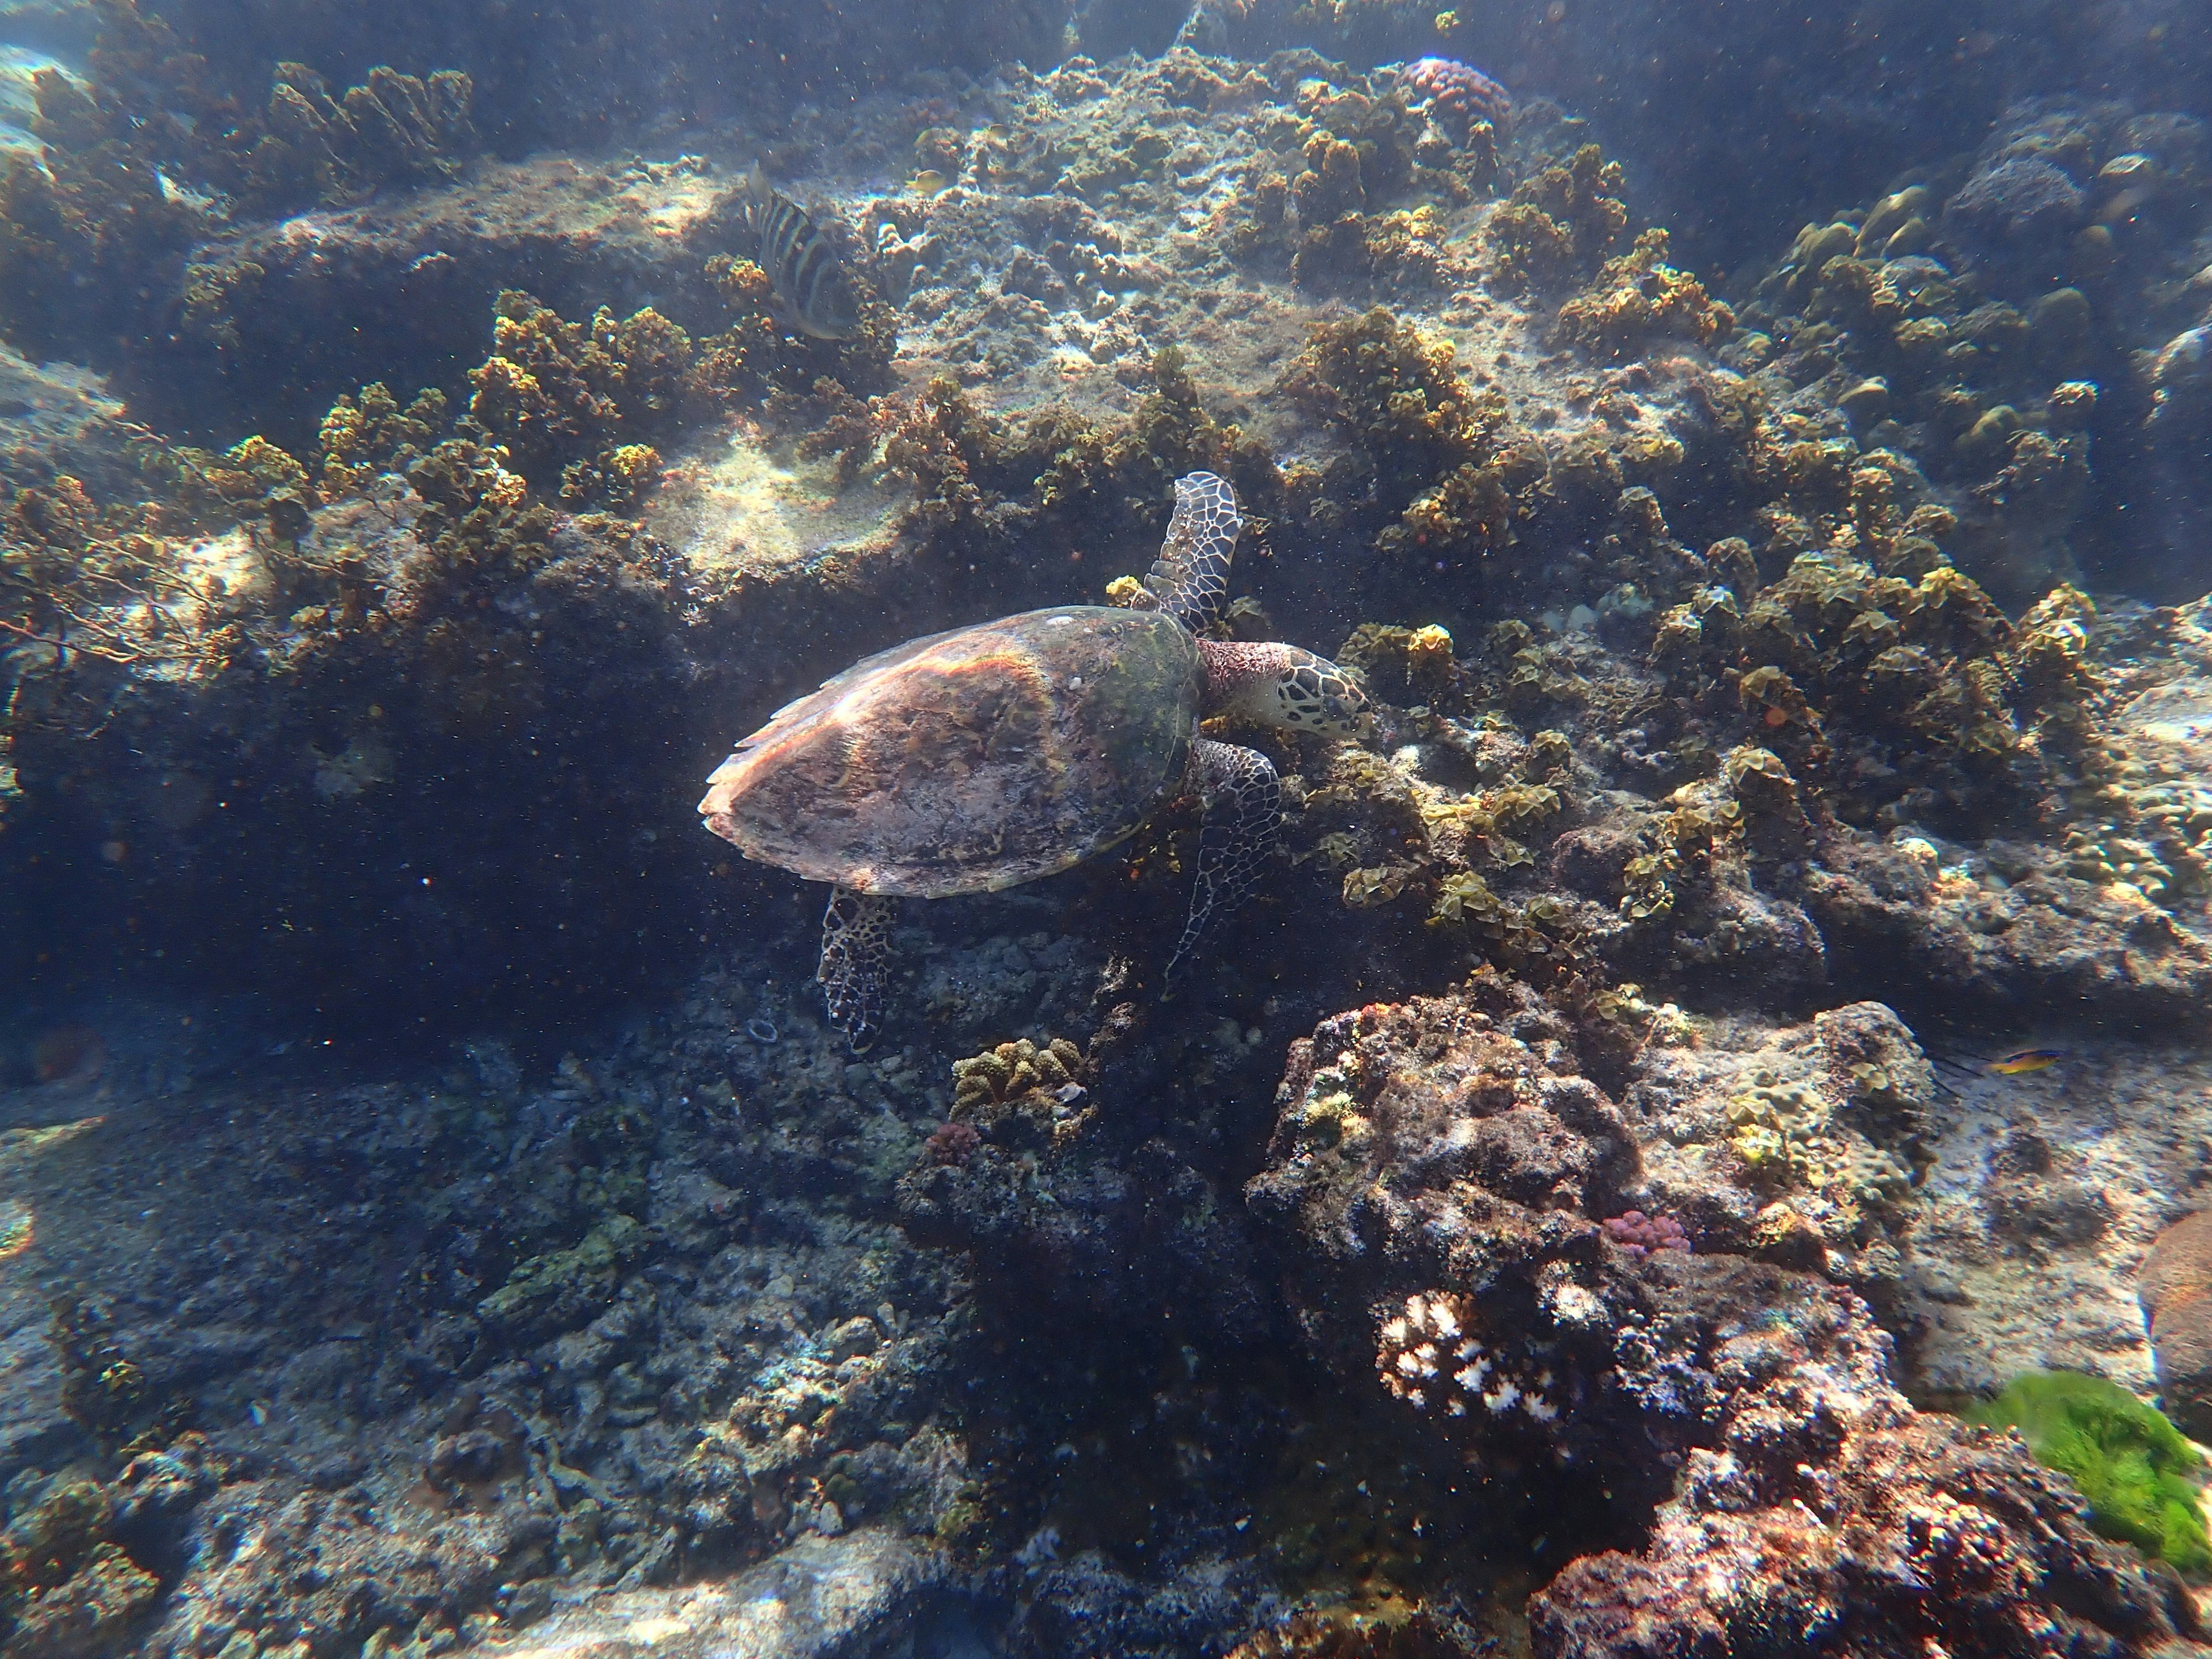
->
[699,605,1203,897]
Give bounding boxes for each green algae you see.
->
[478,1213,649,1328]
[1968,1370,2212,1574]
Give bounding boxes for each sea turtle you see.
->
[698,471,1367,1047]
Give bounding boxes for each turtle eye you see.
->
[1314,676,1369,736]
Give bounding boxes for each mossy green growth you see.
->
[1967,1370,2212,1574]
[478,1213,648,1327]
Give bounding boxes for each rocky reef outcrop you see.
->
[1248,985,2208,1657]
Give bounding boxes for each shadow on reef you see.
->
[0,263,1173,1029]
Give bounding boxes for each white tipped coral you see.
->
[1375,1287,1565,1431]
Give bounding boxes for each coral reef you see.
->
[0,973,1000,1652]
[0,2,492,371]
[9,17,2212,1658]
[1532,1334,2205,1657]
[0,51,202,362]
[1252,984,2208,1658]
[0,1435,218,1656]
[1395,58,1510,143]
[1599,1210,1688,1260]
[1735,101,2212,598]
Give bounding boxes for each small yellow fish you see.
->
[981,123,1012,142]
[1987,1048,2066,1075]
[907,170,951,197]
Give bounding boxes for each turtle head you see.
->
[1201,640,1370,738]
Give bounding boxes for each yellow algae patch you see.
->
[0,1120,101,1267]
[0,1118,104,1172]
[0,1199,31,1260]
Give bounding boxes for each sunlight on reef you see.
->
[647,430,909,582]
[489,1529,943,1657]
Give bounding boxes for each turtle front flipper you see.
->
[1165,738,1282,990]
[1139,471,1243,632]
[819,886,896,1051]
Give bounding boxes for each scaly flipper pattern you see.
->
[819,885,896,1051]
[1165,737,1282,989]
[1140,471,1243,632]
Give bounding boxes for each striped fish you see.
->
[744,162,861,341]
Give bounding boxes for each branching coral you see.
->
[952,1036,1086,1111]
[946,1037,1093,1150]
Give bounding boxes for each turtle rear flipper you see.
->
[1140,471,1242,632]
[819,887,896,1052]
[1165,738,1281,990]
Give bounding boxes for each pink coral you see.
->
[922,1119,981,1166]
[1601,1208,1691,1258]
[1400,57,1513,139]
